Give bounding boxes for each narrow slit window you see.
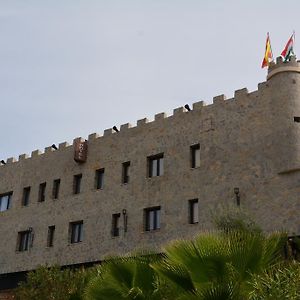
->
[95,169,105,189]
[189,199,199,224]
[22,187,30,206]
[52,179,60,199]
[112,213,121,237]
[47,226,55,247]
[73,174,82,194]
[122,162,130,184]
[191,144,200,168]
[38,183,46,202]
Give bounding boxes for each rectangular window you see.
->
[191,144,200,168]
[52,179,60,199]
[38,182,46,202]
[95,169,104,189]
[0,192,12,211]
[145,206,161,231]
[112,213,120,237]
[73,174,82,194]
[22,187,30,206]
[47,226,55,247]
[17,230,31,251]
[70,221,83,243]
[148,154,164,177]
[189,199,199,224]
[294,116,300,123]
[122,161,130,184]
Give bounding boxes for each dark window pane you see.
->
[70,221,83,243]
[145,206,161,231]
[122,162,130,184]
[73,174,82,194]
[47,226,55,247]
[22,187,30,206]
[148,154,164,177]
[95,169,104,189]
[191,144,200,168]
[189,199,199,224]
[112,213,120,237]
[38,183,46,202]
[52,179,60,199]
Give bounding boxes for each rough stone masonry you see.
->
[0,56,299,281]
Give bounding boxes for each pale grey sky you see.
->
[0,0,298,159]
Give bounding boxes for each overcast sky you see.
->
[0,0,298,160]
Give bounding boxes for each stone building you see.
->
[0,56,299,293]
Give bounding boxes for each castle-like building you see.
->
[0,56,299,292]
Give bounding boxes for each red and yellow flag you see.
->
[261,33,273,68]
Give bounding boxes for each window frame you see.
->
[17,230,31,252]
[22,187,30,206]
[0,192,12,212]
[38,182,46,202]
[189,199,199,224]
[122,161,130,184]
[111,213,121,237]
[144,206,161,231]
[148,154,164,177]
[47,225,55,247]
[52,179,61,199]
[95,168,105,190]
[190,144,200,168]
[73,174,82,195]
[70,221,83,244]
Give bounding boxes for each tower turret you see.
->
[266,56,300,173]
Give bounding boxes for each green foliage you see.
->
[152,230,287,300]
[249,261,300,300]
[84,252,174,300]
[15,265,96,300]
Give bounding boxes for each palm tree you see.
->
[152,230,287,300]
[84,252,173,300]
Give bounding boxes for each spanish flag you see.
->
[261,33,273,68]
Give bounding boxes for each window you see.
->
[189,199,199,224]
[22,187,30,206]
[52,179,60,199]
[95,169,104,189]
[70,221,83,243]
[122,162,130,184]
[73,174,82,194]
[112,213,120,237]
[294,116,300,123]
[191,144,200,168]
[144,206,161,231]
[47,226,55,247]
[38,183,46,202]
[17,230,31,251]
[148,154,164,177]
[0,193,12,211]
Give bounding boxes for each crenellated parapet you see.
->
[1,79,273,167]
[267,56,300,80]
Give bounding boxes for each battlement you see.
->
[267,55,300,80]
[0,79,274,167]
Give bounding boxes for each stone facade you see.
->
[0,56,299,279]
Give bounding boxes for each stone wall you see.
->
[0,57,299,276]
